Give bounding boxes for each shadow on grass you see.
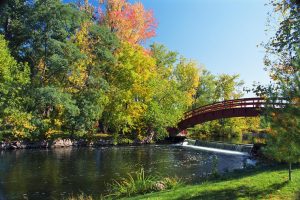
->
[202,163,300,185]
[178,181,288,200]
[297,190,300,200]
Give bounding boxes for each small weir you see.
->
[182,139,253,156]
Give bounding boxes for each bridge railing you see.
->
[184,98,285,119]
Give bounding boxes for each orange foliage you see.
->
[100,0,157,44]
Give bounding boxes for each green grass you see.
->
[121,165,300,200]
[68,165,300,200]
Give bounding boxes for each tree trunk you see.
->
[288,162,292,181]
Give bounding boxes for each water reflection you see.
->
[0,145,247,200]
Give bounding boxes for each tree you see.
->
[263,0,300,81]
[214,74,244,101]
[174,57,200,107]
[193,69,216,108]
[100,0,157,44]
[145,44,193,139]
[260,0,300,181]
[263,50,300,181]
[101,42,156,139]
[0,0,85,84]
[0,0,31,61]
[68,21,119,137]
[0,35,33,139]
[190,72,261,139]
[0,0,119,140]
[0,0,211,143]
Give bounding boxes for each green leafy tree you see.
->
[174,57,200,107]
[144,44,193,139]
[191,72,261,139]
[100,42,157,139]
[68,20,119,138]
[263,50,300,181]
[0,0,85,83]
[193,69,216,108]
[0,0,119,140]
[32,86,80,139]
[260,1,300,181]
[0,35,33,139]
[263,0,300,81]
[214,74,244,101]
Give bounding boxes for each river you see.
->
[0,145,249,200]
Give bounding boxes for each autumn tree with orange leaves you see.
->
[99,0,157,44]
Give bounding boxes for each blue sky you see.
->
[137,0,272,96]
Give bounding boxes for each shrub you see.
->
[107,168,181,198]
[118,138,134,144]
[67,193,93,200]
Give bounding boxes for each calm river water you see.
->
[0,145,248,200]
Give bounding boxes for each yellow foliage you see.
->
[54,119,63,127]
[56,104,64,116]
[45,128,61,138]
[106,42,158,134]
[68,21,95,91]
[176,58,200,106]
[5,111,36,138]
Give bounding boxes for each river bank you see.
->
[0,136,163,150]
[68,164,300,200]
[121,164,300,200]
[0,135,186,150]
[0,139,114,150]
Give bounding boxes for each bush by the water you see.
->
[67,193,94,200]
[67,168,181,199]
[107,168,181,198]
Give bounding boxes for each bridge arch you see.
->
[169,97,284,136]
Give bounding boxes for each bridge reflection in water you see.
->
[169,97,285,137]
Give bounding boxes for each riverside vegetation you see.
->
[68,0,299,199]
[1,0,299,199]
[0,0,262,144]
[68,168,182,199]
[67,165,300,200]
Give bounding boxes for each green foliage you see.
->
[0,0,120,140]
[0,34,33,139]
[193,69,216,108]
[211,155,219,178]
[107,168,181,198]
[123,166,300,200]
[31,86,80,138]
[263,0,300,81]
[263,49,300,181]
[67,193,94,200]
[214,74,244,100]
[68,166,300,200]
[190,71,260,139]
[143,44,195,139]
[264,105,300,162]
[0,0,85,84]
[118,138,134,145]
[0,0,250,142]
[174,57,199,106]
[258,1,300,181]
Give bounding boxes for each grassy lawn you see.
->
[121,166,300,200]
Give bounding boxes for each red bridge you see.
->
[169,97,284,137]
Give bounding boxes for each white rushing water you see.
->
[181,141,250,156]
